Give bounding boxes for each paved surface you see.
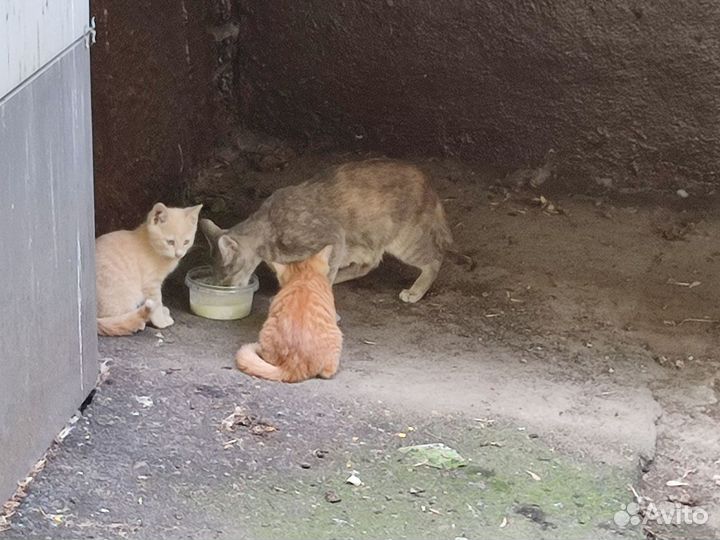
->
[4,155,720,539]
[4,291,645,540]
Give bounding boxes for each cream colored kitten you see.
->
[96,203,202,336]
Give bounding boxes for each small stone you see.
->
[676,189,689,198]
[324,490,341,503]
[300,462,311,469]
[314,449,329,459]
[346,473,362,486]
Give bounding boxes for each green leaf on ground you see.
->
[398,443,467,469]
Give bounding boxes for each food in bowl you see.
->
[185,266,259,320]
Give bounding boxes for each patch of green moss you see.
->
[209,425,644,540]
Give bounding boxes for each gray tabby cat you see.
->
[200,159,452,303]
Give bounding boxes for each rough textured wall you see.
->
[90,0,228,234]
[236,0,720,191]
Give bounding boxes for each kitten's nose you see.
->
[175,250,184,258]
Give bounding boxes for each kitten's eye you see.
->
[167,239,175,246]
[183,239,190,246]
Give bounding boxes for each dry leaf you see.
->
[3,501,19,513]
[667,279,702,289]
[500,516,508,528]
[55,416,79,443]
[222,438,239,449]
[221,407,251,431]
[250,423,277,436]
[0,456,48,531]
[532,195,563,215]
[526,470,541,481]
[133,396,154,408]
[666,479,689,487]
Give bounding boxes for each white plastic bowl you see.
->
[185,266,259,320]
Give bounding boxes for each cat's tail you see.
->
[97,299,155,336]
[446,248,477,271]
[433,199,477,271]
[235,343,288,382]
[432,197,454,251]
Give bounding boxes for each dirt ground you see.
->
[4,143,720,539]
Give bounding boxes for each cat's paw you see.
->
[399,288,423,303]
[150,308,174,328]
[154,316,174,329]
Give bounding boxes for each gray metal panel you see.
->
[0,0,90,98]
[0,40,97,502]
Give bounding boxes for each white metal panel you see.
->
[0,0,89,99]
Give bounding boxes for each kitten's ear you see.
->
[149,203,168,225]
[270,261,287,279]
[186,204,203,223]
[199,218,224,250]
[217,235,239,266]
[317,245,334,264]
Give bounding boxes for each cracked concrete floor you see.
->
[4,154,720,539]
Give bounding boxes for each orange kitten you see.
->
[96,203,202,336]
[236,246,343,383]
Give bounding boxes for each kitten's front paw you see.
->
[151,307,174,328]
[399,289,423,303]
[154,315,174,329]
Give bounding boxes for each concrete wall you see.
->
[0,27,97,503]
[235,0,720,191]
[90,0,224,234]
